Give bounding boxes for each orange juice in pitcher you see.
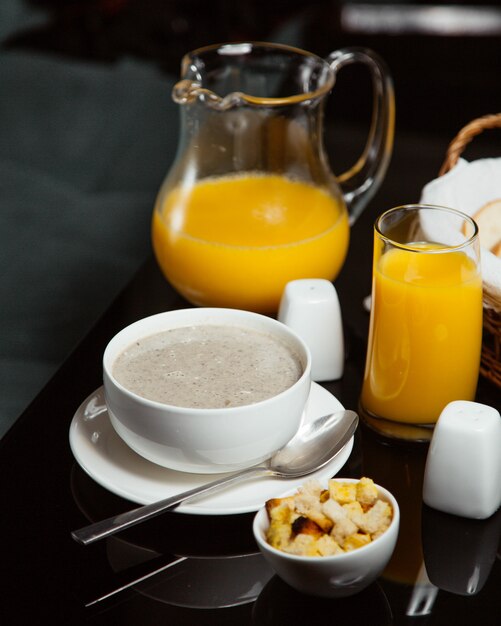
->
[152,42,394,312]
[153,173,349,311]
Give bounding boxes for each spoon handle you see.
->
[71,465,268,546]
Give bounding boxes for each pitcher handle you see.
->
[327,47,395,224]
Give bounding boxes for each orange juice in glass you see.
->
[360,205,482,441]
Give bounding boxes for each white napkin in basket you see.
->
[420,157,501,302]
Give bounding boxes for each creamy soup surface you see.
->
[112,325,303,408]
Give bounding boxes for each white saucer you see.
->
[69,383,353,516]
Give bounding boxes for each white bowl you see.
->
[252,478,400,598]
[103,308,311,473]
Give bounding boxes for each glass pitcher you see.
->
[152,42,394,313]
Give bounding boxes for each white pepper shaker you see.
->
[278,279,344,382]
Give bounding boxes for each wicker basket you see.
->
[439,113,501,388]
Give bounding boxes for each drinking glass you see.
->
[360,204,483,441]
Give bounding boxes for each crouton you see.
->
[286,534,318,556]
[322,496,347,524]
[316,534,344,556]
[356,477,379,508]
[291,515,323,538]
[266,501,293,550]
[343,532,372,552]
[359,499,393,536]
[343,500,365,526]
[330,515,359,545]
[298,479,323,498]
[264,477,393,557]
[266,495,294,517]
[329,479,357,504]
[294,492,333,532]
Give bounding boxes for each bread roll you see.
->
[491,239,501,258]
[472,199,501,251]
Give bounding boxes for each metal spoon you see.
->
[72,409,358,546]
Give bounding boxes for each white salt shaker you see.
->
[278,279,344,382]
[423,400,501,519]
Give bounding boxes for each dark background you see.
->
[4,0,501,134]
[1,0,500,436]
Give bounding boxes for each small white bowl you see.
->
[103,308,311,474]
[252,478,399,598]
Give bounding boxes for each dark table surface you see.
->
[1,119,500,625]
